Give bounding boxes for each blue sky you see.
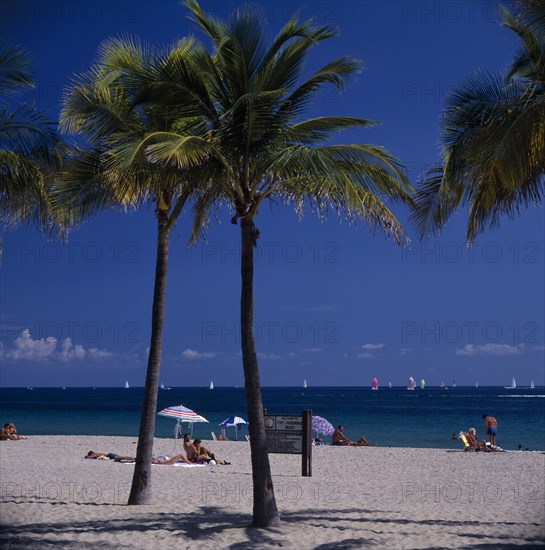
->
[1,0,543,387]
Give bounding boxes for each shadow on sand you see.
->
[1,505,544,549]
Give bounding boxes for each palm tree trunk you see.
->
[240,216,280,527]
[128,204,169,505]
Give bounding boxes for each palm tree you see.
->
[0,45,63,229]
[141,0,413,526]
[57,36,218,504]
[412,0,544,241]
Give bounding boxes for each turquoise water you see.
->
[1,386,543,450]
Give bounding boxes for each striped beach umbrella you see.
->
[157,404,209,454]
[157,404,209,423]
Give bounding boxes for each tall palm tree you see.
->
[0,45,63,229]
[140,0,413,526]
[57,36,218,504]
[412,0,544,241]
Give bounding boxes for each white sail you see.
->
[124,380,129,389]
[530,381,535,389]
[407,376,415,390]
[209,381,214,390]
[440,381,445,388]
[160,383,165,390]
[504,377,516,389]
[475,381,479,388]
[303,379,308,389]
[388,382,392,388]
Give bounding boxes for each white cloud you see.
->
[302,347,322,353]
[456,343,522,356]
[399,348,411,356]
[257,352,282,360]
[4,329,112,362]
[182,349,217,360]
[361,343,385,350]
[10,329,58,360]
[357,352,374,359]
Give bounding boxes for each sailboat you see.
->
[504,377,516,389]
[407,376,415,391]
[371,377,379,390]
[420,378,425,390]
[475,381,479,388]
[440,381,445,388]
[209,381,214,390]
[452,380,457,387]
[160,383,171,390]
[303,379,308,389]
[388,382,392,389]
[124,380,129,389]
[530,381,535,389]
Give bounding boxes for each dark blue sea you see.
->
[1,386,544,451]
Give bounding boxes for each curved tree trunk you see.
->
[240,216,280,527]
[128,203,170,505]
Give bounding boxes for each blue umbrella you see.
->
[219,416,248,440]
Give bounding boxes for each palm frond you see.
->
[0,45,34,95]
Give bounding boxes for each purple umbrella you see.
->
[312,415,335,436]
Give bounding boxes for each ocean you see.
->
[1,386,544,451]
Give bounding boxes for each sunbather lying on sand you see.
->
[85,451,136,461]
[152,453,192,465]
[85,451,194,464]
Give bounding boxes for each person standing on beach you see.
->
[483,415,498,445]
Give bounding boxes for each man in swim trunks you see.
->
[483,415,498,445]
[332,425,370,446]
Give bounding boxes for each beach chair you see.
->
[211,432,217,441]
[459,432,473,451]
[459,432,488,452]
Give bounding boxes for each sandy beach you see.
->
[1,436,544,549]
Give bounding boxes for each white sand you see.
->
[1,436,544,549]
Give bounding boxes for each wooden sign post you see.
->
[264,409,312,477]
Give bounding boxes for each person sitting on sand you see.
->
[0,423,27,441]
[332,425,370,446]
[183,433,192,453]
[186,438,216,463]
[186,439,231,464]
[464,428,489,452]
